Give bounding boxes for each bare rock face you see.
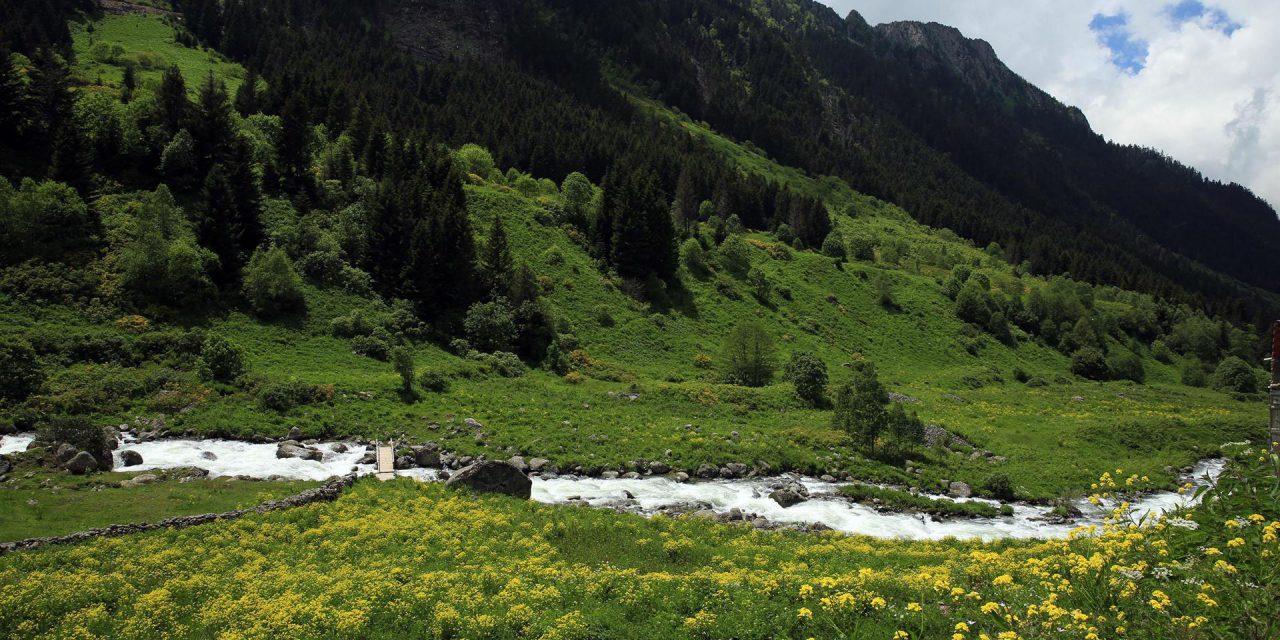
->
[444,461,531,499]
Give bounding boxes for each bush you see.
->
[783,351,828,407]
[350,335,390,361]
[199,334,245,383]
[465,298,517,353]
[747,267,770,301]
[456,143,495,177]
[469,351,526,378]
[1106,350,1146,384]
[419,371,449,393]
[391,346,415,396]
[243,246,306,317]
[984,473,1017,501]
[563,371,584,384]
[1151,340,1174,364]
[0,338,43,402]
[1069,347,1109,380]
[718,234,751,276]
[721,322,776,387]
[820,232,846,259]
[774,224,796,245]
[255,379,332,412]
[680,238,708,274]
[847,234,875,261]
[1211,356,1260,393]
[330,310,375,338]
[39,415,113,471]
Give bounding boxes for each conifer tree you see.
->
[605,162,677,279]
[275,93,312,192]
[480,215,514,294]
[671,162,698,235]
[193,73,233,172]
[0,47,23,140]
[233,67,258,116]
[157,65,189,134]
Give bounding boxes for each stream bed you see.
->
[0,433,1221,541]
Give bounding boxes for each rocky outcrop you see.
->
[444,461,531,499]
[0,474,358,556]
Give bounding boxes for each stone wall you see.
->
[0,474,357,556]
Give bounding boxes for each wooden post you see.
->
[1269,321,1280,455]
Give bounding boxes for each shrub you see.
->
[39,415,113,471]
[873,274,895,308]
[469,351,526,378]
[1211,356,1260,393]
[693,353,713,369]
[350,335,390,361]
[1069,347,1109,380]
[783,351,828,407]
[465,299,517,353]
[0,338,44,402]
[984,473,1017,501]
[455,143,495,177]
[774,224,796,245]
[1106,350,1146,383]
[243,246,306,317]
[1151,340,1174,364]
[847,234,875,261]
[721,322,776,387]
[820,232,846,259]
[419,371,449,393]
[718,234,751,276]
[330,310,375,338]
[563,371,584,384]
[747,267,770,301]
[199,334,245,383]
[256,379,332,412]
[680,238,708,274]
[391,346,416,396]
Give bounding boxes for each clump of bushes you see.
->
[253,378,333,412]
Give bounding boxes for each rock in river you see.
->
[444,461,531,499]
[119,450,144,467]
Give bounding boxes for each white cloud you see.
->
[817,1,1280,209]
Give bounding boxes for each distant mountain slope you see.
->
[377,0,1279,322]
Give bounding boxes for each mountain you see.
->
[378,0,1280,322]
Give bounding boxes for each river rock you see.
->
[123,473,158,487]
[601,471,619,479]
[819,474,837,483]
[64,451,99,474]
[331,443,349,453]
[722,462,749,478]
[394,455,414,470]
[507,456,528,472]
[527,457,549,472]
[54,443,78,464]
[276,443,323,462]
[769,483,810,508]
[415,449,441,468]
[648,461,670,474]
[356,451,376,465]
[695,464,718,479]
[948,481,972,498]
[444,461,531,499]
[673,471,690,483]
[622,471,640,480]
[119,450,144,467]
[0,457,10,476]
[200,451,218,461]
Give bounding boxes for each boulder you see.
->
[0,457,10,476]
[123,473,158,487]
[672,471,690,483]
[395,455,414,470]
[769,483,810,508]
[600,471,619,479]
[286,427,302,440]
[464,418,484,430]
[54,443,79,464]
[622,471,641,480]
[200,451,218,461]
[648,461,670,475]
[331,443,349,453]
[444,461,531,499]
[64,451,99,475]
[415,449,442,468]
[119,450,144,467]
[722,462,749,478]
[276,443,323,462]
[507,456,528,472]
[356,451,376,465]
[695,464,719,479]
[948,481,972,498]
[527,457,550,472]
[819,474,837,483]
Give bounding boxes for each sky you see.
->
[817,0,1280,209]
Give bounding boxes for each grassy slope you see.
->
[69,13,249,96]
[1,13,1263,501]
[0,465,317,542]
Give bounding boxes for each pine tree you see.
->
[404,163,477,316]
[605,162,677,279]
[671,162,698,235]
[193,73,233,172]
[199,163,240,287]
[275,93,312,192]
[157,65,189,134]
[26,49,75,163]
[49,123,91,193]
[120,63,137,103]
[233,67,258,116]
[480,215,514,294]
[0,46,23,140]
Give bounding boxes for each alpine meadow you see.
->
[0,1,1278,639]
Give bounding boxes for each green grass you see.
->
[838,483,1014,518]
[69,14,250,95]
[0,463,317,542]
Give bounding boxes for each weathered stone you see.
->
[394,455,414,470]
[819,474,837,483]
[622,471,641,480]
[200,451,218,461]
[286,427,302,440]
[769,487,807,508]
[356,452,376,465]
[444,461,531,499]
[123,473,158,487]
[507,456,528,472]
[672,471,690,483]
[600,471,620,479]
[527,457,550,472]
[64,451,98,475]
[723,462,749,478]
[0,457,10,476]
[464,418,484,430]
[695,464,719,479]
[330,443,349,453]
[276,443,323,462]
[948,481,972,498]
[119,450,144,467]
[648,461,670,474]
[54,443,79,464]
[415,449,442,468]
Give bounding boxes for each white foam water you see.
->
[0,433,1221,541]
